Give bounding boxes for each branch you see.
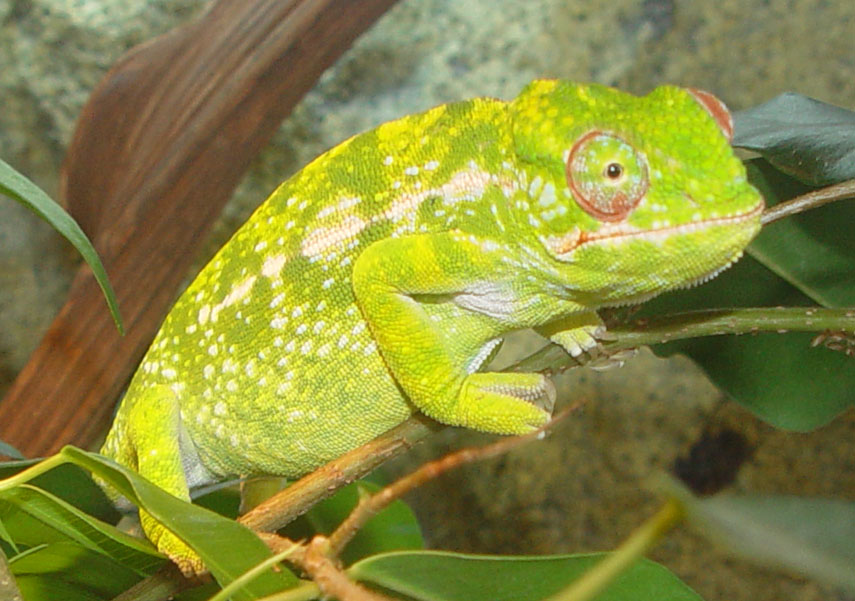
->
[327,405,580,557]
[239,414,441,533]
[761,178,855,225]
[512,307,855,375]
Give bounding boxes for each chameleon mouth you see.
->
[546,200,764,259]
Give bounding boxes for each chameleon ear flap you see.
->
[687,88,734,142]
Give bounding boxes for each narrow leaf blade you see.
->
[663,479,855,593]
[58,448,296,599]
[0,157,123,333]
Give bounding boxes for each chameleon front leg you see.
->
[124,385,203,576]
[352,232,554,435]
[534,311,608,358]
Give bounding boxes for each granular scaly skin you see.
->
[100,80,764,574]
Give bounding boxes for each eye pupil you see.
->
[605,163,623,179]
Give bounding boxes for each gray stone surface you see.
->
[1,1,853,600]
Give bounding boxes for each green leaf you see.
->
[733,93,855,186]
[643,259,853,430]
[1,449,297,599]
[0,157,123,333]
[664,480,855,593]
[349,551,704,601]
[11,542,142,600]
[0,484,161,574]
[61,448,297,598]
[289,481,423,565]
[746,160,855,307]
[640,161,854,431]
[2,462,120,524]
[0,442,23,461]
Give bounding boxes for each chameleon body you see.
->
[100,80,764,572]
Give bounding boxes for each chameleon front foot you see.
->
[452,372,555,435]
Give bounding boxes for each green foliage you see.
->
[0,158,123,334]
[663,477,855,594]
[348,551,704,601]
[733,93,855,186]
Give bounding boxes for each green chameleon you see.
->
[100,80,764,573]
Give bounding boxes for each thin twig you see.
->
[545,498,684,601]
[326,405,581,557]
[239,414,441,534]
[761,178,855,225]
[512,307,855,375]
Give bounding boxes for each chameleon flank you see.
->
[100,80,764,573]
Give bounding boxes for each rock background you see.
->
[1,1,853,600]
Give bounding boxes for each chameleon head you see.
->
[510,80,764,305]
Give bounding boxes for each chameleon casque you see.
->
[100,80,764,572]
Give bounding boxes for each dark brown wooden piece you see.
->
[0,0,398,457]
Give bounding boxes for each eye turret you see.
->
[565,131,649,222]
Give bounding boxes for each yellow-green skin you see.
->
[100,80,763,572]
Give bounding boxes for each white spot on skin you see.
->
[296,324,308,335]
[322,278,334,289]
[404,166,419,176]
[271,316,288,329]
[292,306,303,318]
[300,341,313,355]
[210,276,257,322]
[270,293,286,308]
[203,365,214,379]
[262,254,288,279]
[222,276,256,308]
[198,305,211,325]
[383,155,394,166]
[254,241,267,252]
[301,215,367,257]
[537,182,557,208]
[214,402,227,416]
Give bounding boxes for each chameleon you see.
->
[99,79,764,573]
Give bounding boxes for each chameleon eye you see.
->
[566,131,649,222]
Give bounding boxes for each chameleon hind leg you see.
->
[352,232,554,434]
[124,385,204,576]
